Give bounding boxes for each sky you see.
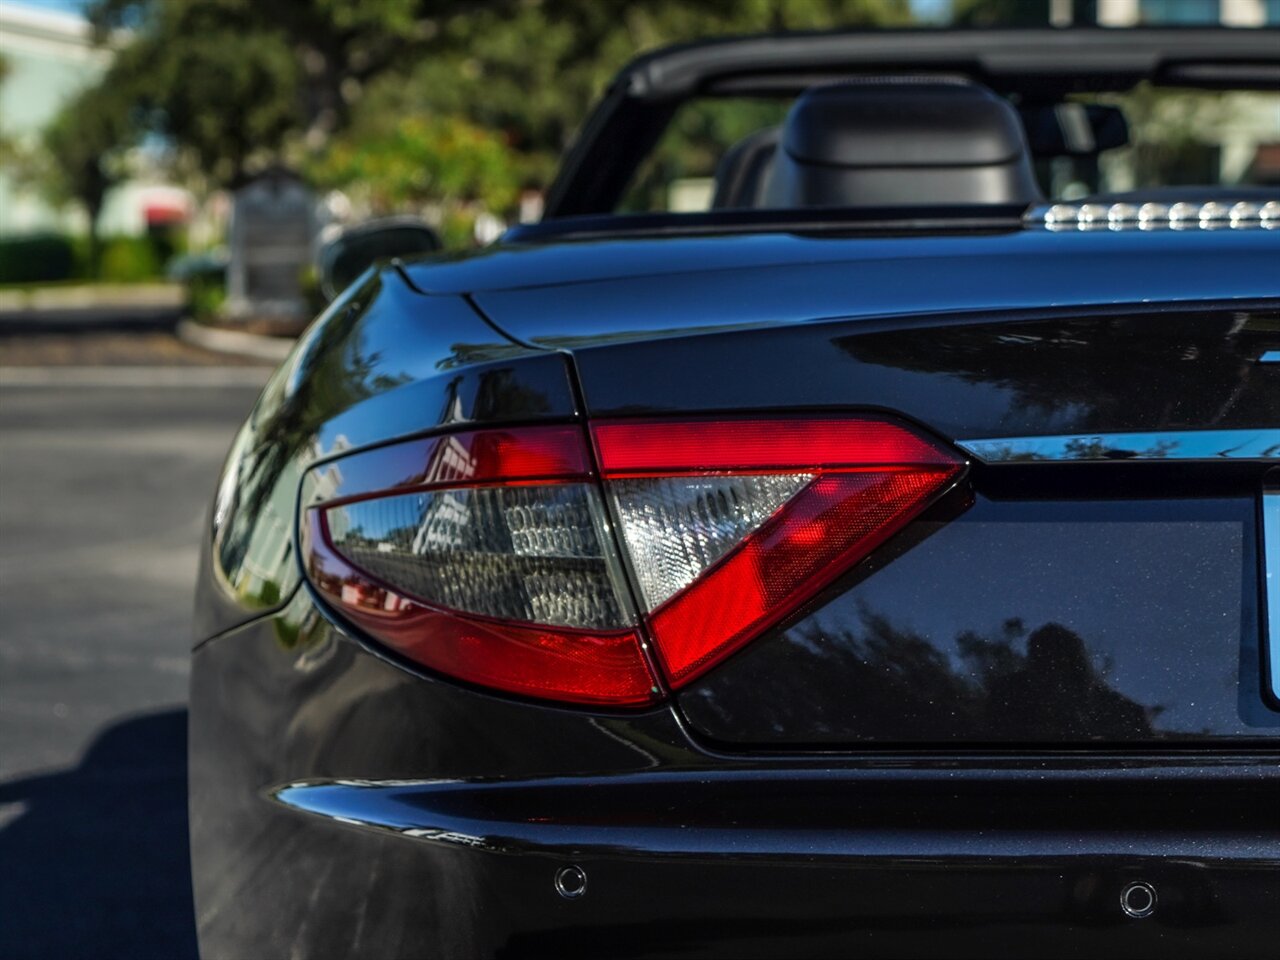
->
[3,0,94,19]
[909,0,955,20]
[7,0,93,13]
[7,0,958,23]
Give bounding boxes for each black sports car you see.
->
[191,28,1280,959]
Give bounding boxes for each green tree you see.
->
[0,53,12,169]
[310,114,518,213]
[39,83,135,273]
[86,0,466,185]
[59,0,915,247]
[397,0,915,188]
[89,3,300,186]
[84,0,912,191]
[308,113,521,241]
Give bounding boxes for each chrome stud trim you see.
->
[1029,198,1280,232]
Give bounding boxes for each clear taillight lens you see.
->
[325,485,626,628]
[302,417,963,705]
[609,474,813,610]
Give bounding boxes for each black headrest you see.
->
[763,79,1042,208]
[711,127,780,209]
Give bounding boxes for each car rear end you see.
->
[190,216,1280,957]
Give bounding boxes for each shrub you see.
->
[0,233,77,284]
[187,272,227,320]
[168,249,227,320]
[97,235,163,282]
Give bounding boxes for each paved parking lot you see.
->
[0,368,268,959]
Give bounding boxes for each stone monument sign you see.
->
[225,168,315,324]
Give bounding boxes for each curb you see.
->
[177,318,295,363]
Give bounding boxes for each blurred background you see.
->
[0,1,1278,957]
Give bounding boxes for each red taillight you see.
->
[592,418,963,686]
[305,511,657,705]
[592,418,950,474]
[302,425,658,706]
[302,418,963,705]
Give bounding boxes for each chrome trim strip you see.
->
[959,430,1280,463]
[1265,488,1279,703]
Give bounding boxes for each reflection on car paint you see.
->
[681,495,1278,744]
[959,429,1280,462]
[196,271,577,640]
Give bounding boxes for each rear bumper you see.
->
[272,770,1278,863]
[191,592,1280,959]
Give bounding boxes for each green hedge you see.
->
[0,233,77,284]
[98,236,162,283]
[0,232,177,285]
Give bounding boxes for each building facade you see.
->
[0,3,190,239]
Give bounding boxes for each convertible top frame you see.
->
[543,27,1280,219]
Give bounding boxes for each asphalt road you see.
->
[0,371,269,959]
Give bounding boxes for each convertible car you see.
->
[191,28,1280,958]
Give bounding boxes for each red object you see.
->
[143,197,190,227]
[592,417,953,476]
[304,418,964,705]
[320,424,591,507]
[644,469,957,684]
[593,417,964,686]
[305,510,658,706]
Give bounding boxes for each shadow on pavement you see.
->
[0,708,197,960]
